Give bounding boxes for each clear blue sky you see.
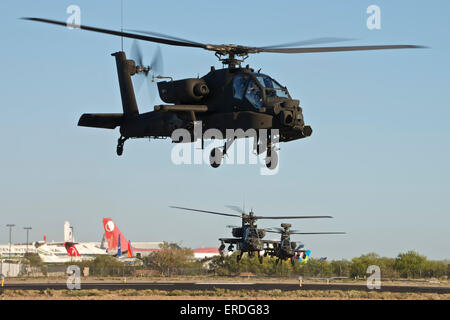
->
[0,0,449,260]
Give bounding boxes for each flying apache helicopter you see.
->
[23,17,423,169]
[263,223,345,265]
[170,205,333,264]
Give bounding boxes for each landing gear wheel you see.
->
[219,244,225,256]
[209,147,223,168]
[117,145,123,156]
[116,136,127,156]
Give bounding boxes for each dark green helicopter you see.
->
[170,205,333,264]
[264,223,346,265]
[23,17,423,169]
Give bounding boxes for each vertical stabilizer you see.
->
[65,243,81,257]
[102,218,129,252]
[112,51,139,117]
[117,234,122,257]
[64,221,74,243]
[127,240,133,258]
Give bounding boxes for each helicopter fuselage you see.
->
[79,52,313,145]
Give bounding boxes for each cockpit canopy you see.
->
[232,73,290,109]
[255,74,290,99]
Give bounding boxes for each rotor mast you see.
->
[214,51,249,68]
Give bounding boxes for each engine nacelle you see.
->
[158,78,209,104]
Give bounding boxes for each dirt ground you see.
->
[1,288,449,300]
[5,275,449,287]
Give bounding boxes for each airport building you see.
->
[0,218,220,269]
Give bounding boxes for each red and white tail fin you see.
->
[64,242,81,257]
[102,218,129,252]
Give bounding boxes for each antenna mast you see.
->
[120,0,123,51]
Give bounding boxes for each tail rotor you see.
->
[130,40,164,104]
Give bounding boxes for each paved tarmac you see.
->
[2,282,449,294]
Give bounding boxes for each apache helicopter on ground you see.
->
[263,223,345,265]
[23,17,424,169]
[170,205,333,264]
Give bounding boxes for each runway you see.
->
[3,282,449,294]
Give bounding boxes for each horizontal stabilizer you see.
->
[78,113,123,129]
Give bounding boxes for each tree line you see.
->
[21,243,449,279]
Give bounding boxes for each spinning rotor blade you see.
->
[130,40,164,103]
[150,46,164,76]
[130,40,145,92]
[170,206,241,218]
[265,227,284,233]
[256,215,333,219]
[257,37,355,49]
[259,45,425,54]
[127,29,204,46]
[131,40,144,66]
[22,17,207,49]
[290,232,347,235]
[225,205,246,215]
[23,17,425,56]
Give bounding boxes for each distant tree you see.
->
[394,251,427,278]
[330,260,351,277]
[144,242,195,276]
[350,253,380,278]
[23,252,43,268]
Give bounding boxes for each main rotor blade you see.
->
[23,17,424,58]
[170,206,241,218]
[22,17,207,49]
[225,205,246,215]
[267,227,284,232]
[259,45,426,54]
[290,232,347,235]
[257,37,355,49]
[127,29,204,46]
[256,216,333,219]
